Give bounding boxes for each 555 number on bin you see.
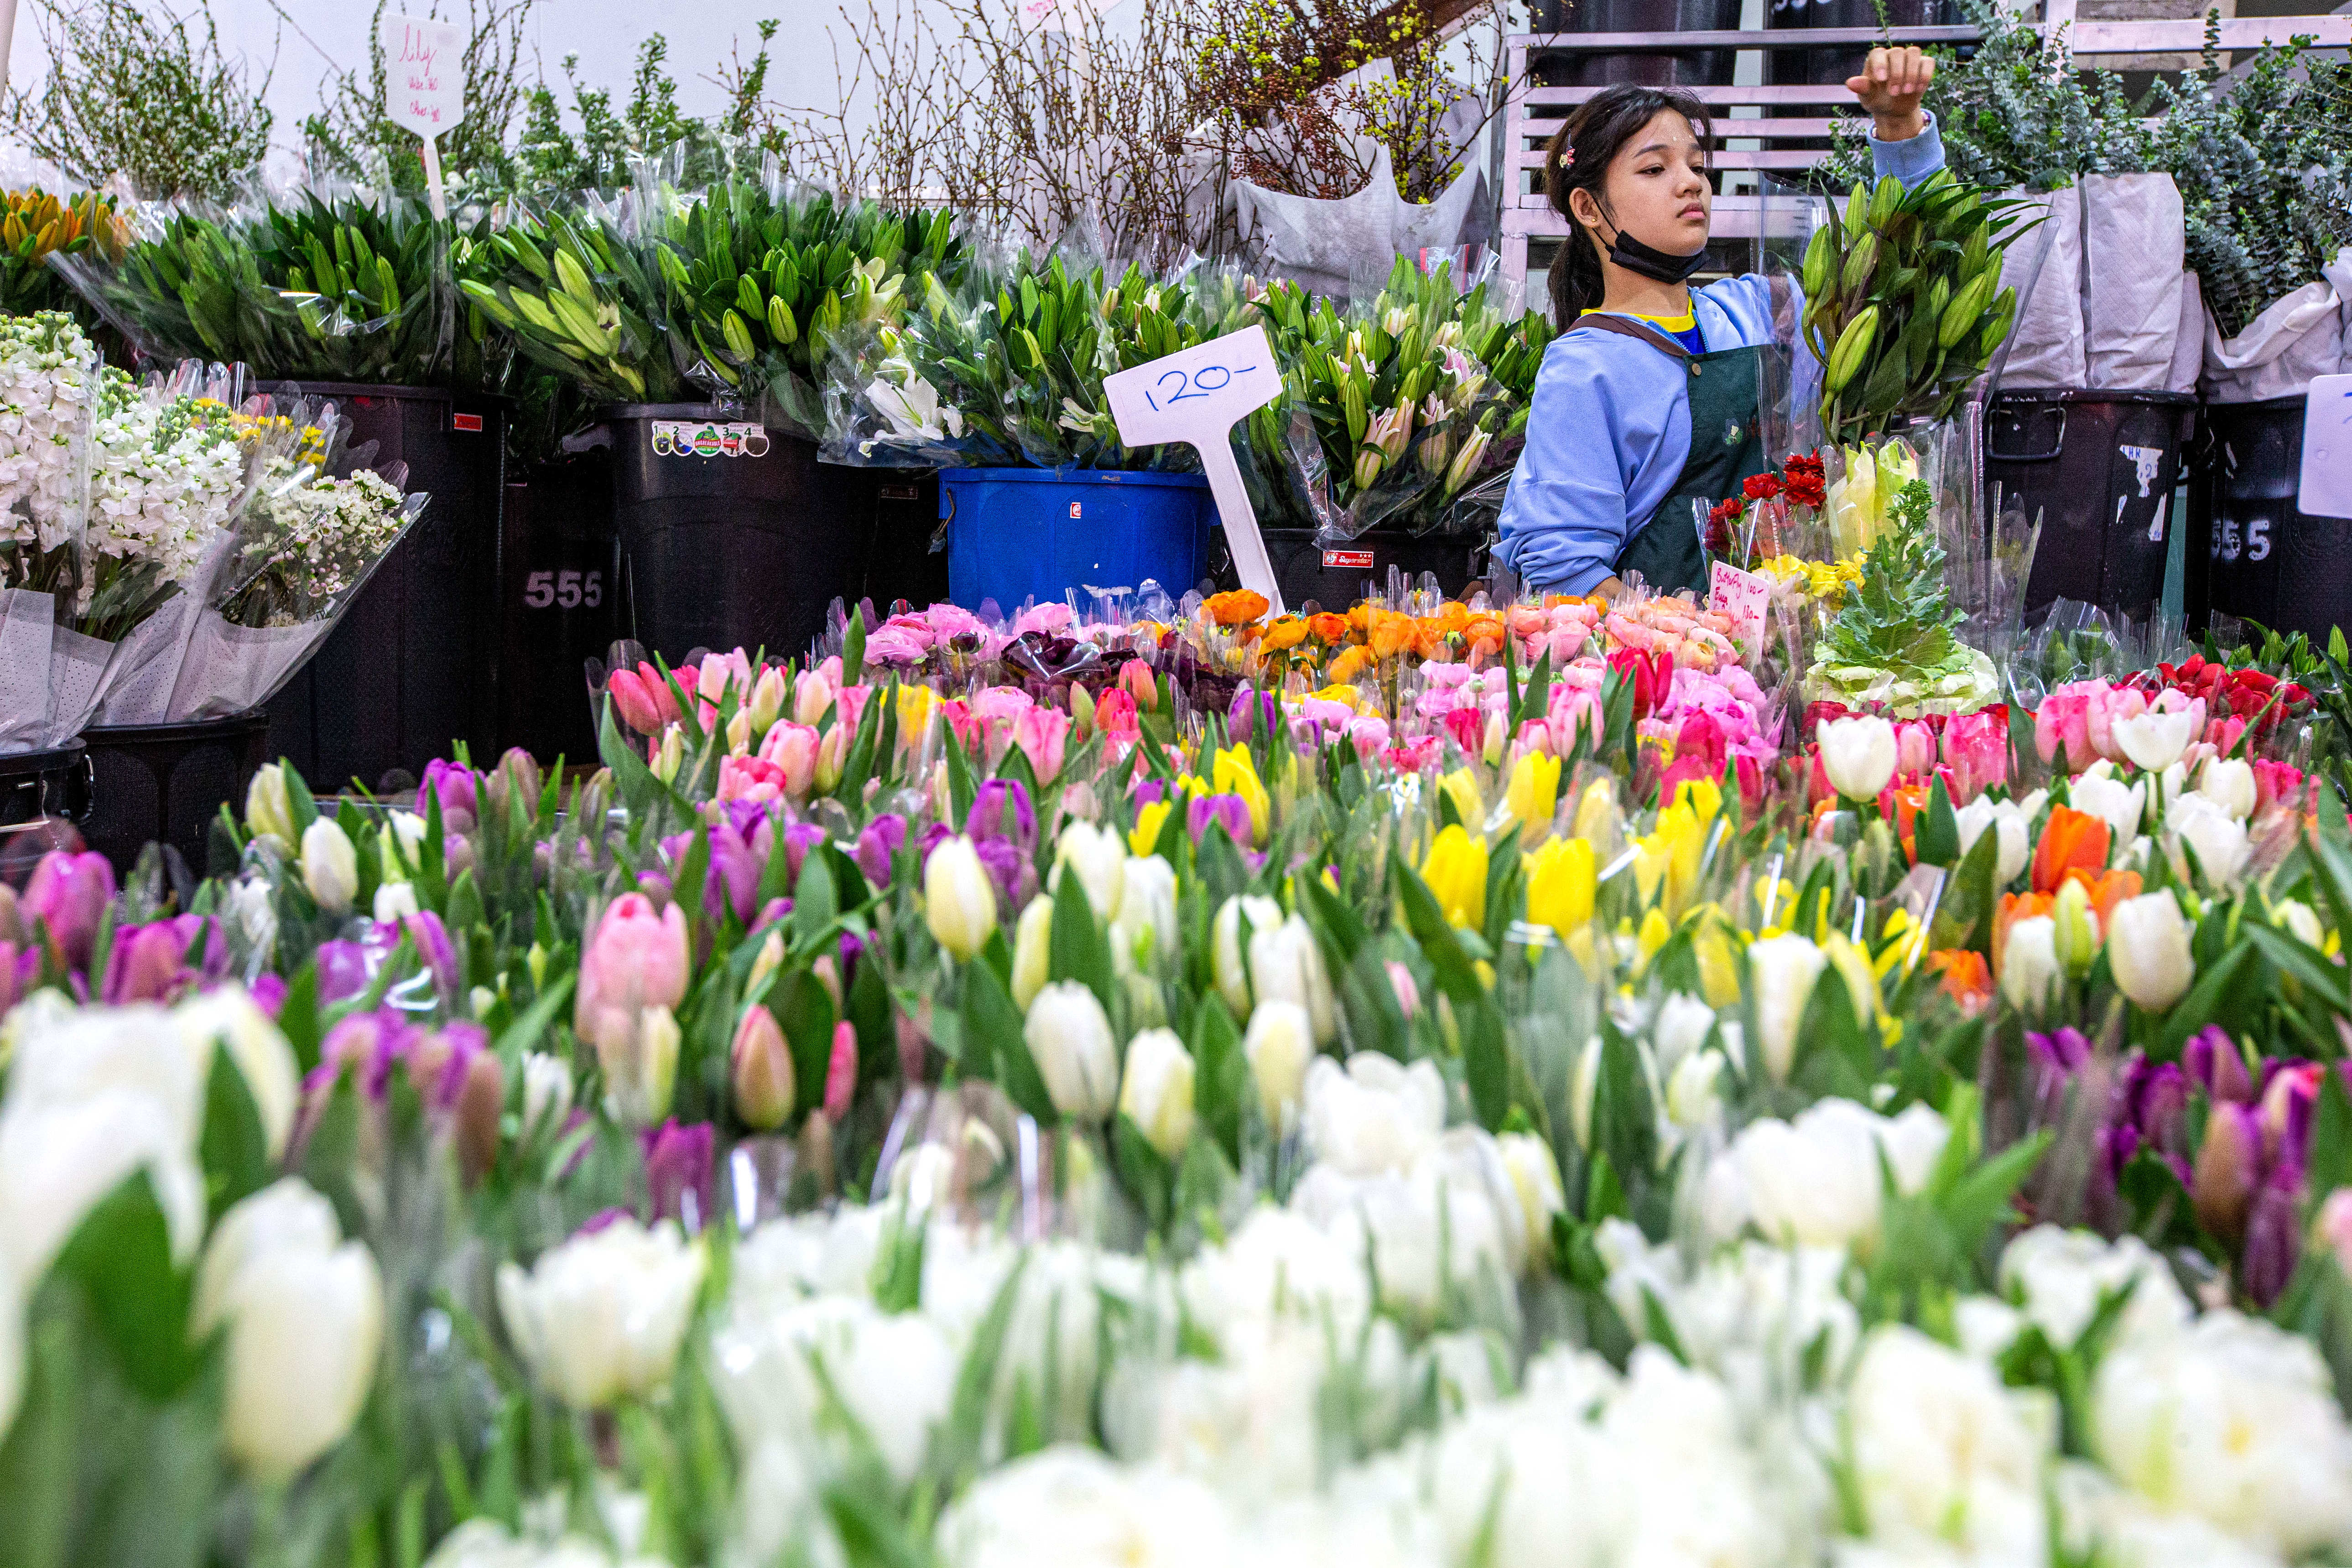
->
[523,569,604,609]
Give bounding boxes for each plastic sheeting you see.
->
[2201,245,2352,405]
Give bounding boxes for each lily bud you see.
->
[731,1003,795,1131]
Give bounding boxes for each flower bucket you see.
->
[1984,390,2197,620]
[2191,394,2352,639]
[500,451,621,765]
[0,740,90,834]
[940,468,1217,615]
[79,711,270,878]
[262,382,505,794]
[1255,526,1485,613]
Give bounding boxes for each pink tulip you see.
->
[1386,960,1420,1018]
[1013,705,1070,784]
[823,1019,859,1123]
[697,649,753,722]
[1094,688,1140,742]
[718,753,789,804]
[835,683,872,737]
[2035,684,2097,769]
[2314,1189,2352,1278]
[1940,709,2009,803]
[607,668,662,735]
[1442,706,1483,756]
[759,721,822,797]
[2253,758,2306,815]
[23,850,114,970]
[794,667,836,726]
[1893,719,1937,780]
[1120,659,1158,711]
[575,893,690,1057]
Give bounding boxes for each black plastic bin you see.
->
[80,712,270,878]
[2191,395,2352,640]
[500,450,621,765]
[603,407,875,665]
[0,742,89,835]
[1252,528,1487,613]
[263,384,506,794]
[862,469,949,612]
[1530,0,1744,87]
[1984,390,2197,620]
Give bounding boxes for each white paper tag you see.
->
[2300,374,2352,520]
[381,13,463,220]
[1104,324,1285,613]
[1708,561,1772,654]
[650,421,771,459]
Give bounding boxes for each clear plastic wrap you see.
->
[0,313,105,750]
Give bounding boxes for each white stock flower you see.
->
[497,1218,707,1409]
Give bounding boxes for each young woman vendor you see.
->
[1494,50,1945,598]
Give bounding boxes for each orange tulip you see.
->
[1993,891,2054,977]
[2030,805,2112,894]
[1928,949,1994,1016]
[2063,866,2143,929]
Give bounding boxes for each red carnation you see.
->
[1743,473,1784,502]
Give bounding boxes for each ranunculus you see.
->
[1119,1028,1197,1158]
[1025,982,1119,1121]
[497,1217,708,1409]
[2108,892,2195,1012]
[1746,933,1826,1081]
[924,836,999,962]
[1818,715,1898,801]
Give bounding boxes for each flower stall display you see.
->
[0,312,110,751]
[0,186,125,321]
[1802,476,2001,716]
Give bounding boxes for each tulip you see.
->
[2052,877,2100,974]
[651,724,684,784]
[497,1217,707,1409]
[2273,898,2326,950]
[23,850,114,970]
[1506,749,1561,827]
[1119,1028,1197,1158]
[823,1020,859,1123]
[173,985,300,1160]
[794,666,836,726]
[2166,794,2248,888]
[1111,853,1179,969]
[195,1179,385,1481]
[1186,793,1254,849]
[606,667,666,735]
[924,836,999,961]
[1211,894,1284,1014]
[1818,716,1899,801]
[1093,688,1140,743]
[2183,1026,2253,1104]
[854,813,907,890]
[1243,1000,1315,1128]
[1954,796,2032,886]
[1495,1132,1566,1262]
[1226,683,1278,743]
[2030,805,2111,894]
[100,914,215,1005]
[1748,933,1826,1081]
[1024,981,1118,1121]
[520,1051,573,1140]
[2107,893,2195,1012]
[969,778,1038,856]
[1385,960,1421,1019]
[814,722,850,794]
[2000,916,2061,1014]
[2112,701,2197,774]
[745,666,786,736]
[2192,1102,2262,1242]
[1011,894,1056,1011]
[641,1119,715,1228]
[1013,706,1071,785]
[732,1003,796,1131]
[1052,820,1126,917]
[759,721,821,796]
[372,881,419,922]
[1893,719,1937,780]
[245,763,298,848]
[2312,1189,2352,1278]
[2070,770,2146,844]
[2242,1173,2302,1307]
[1421,825,1489,929]
[299,820,359,915]
[1212,747,1272,845]
[1248,915,1339,1046]
[1524,836,1596,938]
[576,893,691,1055]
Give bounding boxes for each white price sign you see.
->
[1103,324,1286,613]
[380,13,463,219]
[2301,374,2352,521]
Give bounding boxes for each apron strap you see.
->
[1571,312,1692,360]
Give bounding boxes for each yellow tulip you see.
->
[1634,799,1707,922]
[1129,800,1172,857]
[1634,907,1672,973]
[896,683,936,742]
[1506,750,1561,828]
[1689,909,1741,1008]
[1525,836,1596,938]
[1669,777,1721,829]
[1571,777,1619,846]
[1821,930,1879,1026]
[1421,824,1489,929]
[1212,747,1270,845]
[1441,766,1482,827]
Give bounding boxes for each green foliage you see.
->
[1818,479,1967,679]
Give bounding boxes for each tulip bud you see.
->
[2192,1102,2261,1243]
[732,1003,795,1131]
[2196,756,2257,820]
[746,666,786,736]
[1011,894,1055,1011]
[1069,683,1098,740]
[373,881,419,922]
[245,763,297,849]
[746,928,786,1000]
[22,850,114,969]
[1747,933,1826,1081]
[300,820,359,915]
[815,722,850,793]
[2183,1026,2253,1104]
[2273,898,2326,950]
[2052,877,2099,973]
[2107,893,2195,1012]
[484,748,544,822]
[1211,894,1284,1015]
[603,1005,680,1127]
[453,1048,505,1186]
[823,1020,859,1123]
[1242,1000,1314,1128]
[652,724,685,784]
[496,1217,707,1410]
[1121,659,1158,711]
[1569,1034,1602,1149]
[1385,960,1420,1019]
[1024,981,1119,1121]
[2312,1188,2352,1278]
[1496,1131,1566,1263]
[1506,749,1561,827]
[1665,1049,1726,1130]
[1052,820,1127,917]
[520,1051,573,1139]
[1818,716,1899,801]
[1249,914,1339,1045]
[725,708,754,753]
[2000,916,2061,1014]
[1119,1028,1197,1158]
[924,836,999,962]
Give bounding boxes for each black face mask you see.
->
[1608,228,1710,284]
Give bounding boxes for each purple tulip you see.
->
[22,850,114,970]
[2025,1027,2090,1118]
[641,1119,715,1230]
[968,778,1036,857]
[1132,778,1170,809]
[313,927,400,1006]
[0,939,36,1014]
[417,758,479,832]
[1227,683,1278,743]
[2184,1026,2253,1103]
[783,821,828,886]
[970,835,1031,908]
[855,814,908,889]
[248,972,287,1017]
[404,910,460,998]
[100,914,224,1004]
[2241,1171,2303,1307]
[2192,1101,2263,1242]
[1187,792,1254,847]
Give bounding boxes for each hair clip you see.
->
[1556,145,1576,168]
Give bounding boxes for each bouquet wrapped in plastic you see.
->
[0,312,108,750]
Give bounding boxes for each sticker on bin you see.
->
[450,411,484,433]
[2302,374,2352,520]
[1324,549,1374,570]
[650,421,771,459]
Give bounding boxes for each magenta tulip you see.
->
[575,893,690,1057]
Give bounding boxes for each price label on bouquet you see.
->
[381,12,464,220]
[2301,374,2352,520]
[1104,324,1286,614]
[1709,562,1773,654]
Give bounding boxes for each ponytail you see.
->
[1542,85,1714,334]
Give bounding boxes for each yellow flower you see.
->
[1634,907,1672,973]
[1440,766,1482,827]
[1130,800,1172,857]
[1525,836,1596,938]
[1212,746,1270,845]
[1821,930,1880,1027]
[1505,750,1561,828]
[1311,684,1364,711]
[1571,778,1619,844]
[1634,799,1707,922]
[1668,777,1721,829]
[896,683,936,739]
[1421,824,1489,929]
[1753,876,1797,935]
[1688,908,1741,1008]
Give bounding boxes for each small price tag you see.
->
[1104,324,1286,613]
[2300,374,2352,520]
[1709,561,1773,653]
[380,13,463,220]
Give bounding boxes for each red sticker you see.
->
[1323,549,1374,570]
[450,412,484,433]
[1068,502,1082,519]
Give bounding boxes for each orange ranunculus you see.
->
[1928,949,1994,1016]
[1259,617,1309,654]
[1307,612,1349,645]
[1347,602,1375,633]
[2030,805,2112,894]
[1327,645,1378,684]
[2063,866,2143,929]
[1369,612,1417,659]
[1206,589,1268,627]
[1434,602,1471,637]
[1992,890,2054,977]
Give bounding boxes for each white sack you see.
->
[2166,271,2206,394]
[2201,245,2352,404]
[0,588,56,753]
[2081,172,2185,391]
[1994,185,2087,390]
[1233,141,1490,299]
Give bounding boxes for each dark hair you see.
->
[1543,85,1715,332]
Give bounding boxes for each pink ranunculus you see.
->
[574,893,690,1056]
[24,850,114,970]
[1094,688,1140,742]
[925,603,989,643]
[758,721,822,797]
[884,613,938,649]
[1422,663,1474,691]
[1014,705,1071,784]
[863,627,930,667]
[1348,715,1391,760]
[1009,601,1074,638]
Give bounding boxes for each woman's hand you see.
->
[1847,45,1934,142]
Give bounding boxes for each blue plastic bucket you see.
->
[941,467,1217,611]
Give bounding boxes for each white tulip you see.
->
[1997,1226,2190,1355]
[1024,981,1119,1121]
[1746,933,1826,1082]
[2001,916,2062,1014]
[1111,854,1180,968]
[520,1051,573,1140]
[923,835,999,962]
[1955,796,2032,886]
[2167,794,2249,888]
[2112,706,2197,773]
[1650,992,1716,1077]
[299,817,359,914]
[1211,895,1284,1014]
[937,1445,1237,1568]
[2107,893,2196,1012]
[171,984,299,1160]
[2196,756,2258,820]
[1300,1053,1446,1178]
[1242,1001,1315,1129]
[2275,898,2327,950]
[373,880,420,922]
[198,1179,384,1481]
[712,1293,958,1488]
[1847,1324,2051,1563]
[1495,1132,1565,1263]
[1819,716,1899,800]
[244,763,297,849]
[1664,1049,1726,1133]
[1011,894,1056,1011]
[2070,768,2146,843]
[1119,1029,1197,1159]
[1051,820,1127,917]
[1248,915,1338,1045]
[497,1217,707,1409]
[1705,1097,1947,1250]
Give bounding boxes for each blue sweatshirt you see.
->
[1494,115,1949,594]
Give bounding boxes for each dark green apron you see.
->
[1574,312,1771,597]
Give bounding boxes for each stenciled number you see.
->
[557,570,582,608]
[2247,516,2271,561]
[524,570,553,607]
[525,568,603,608]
